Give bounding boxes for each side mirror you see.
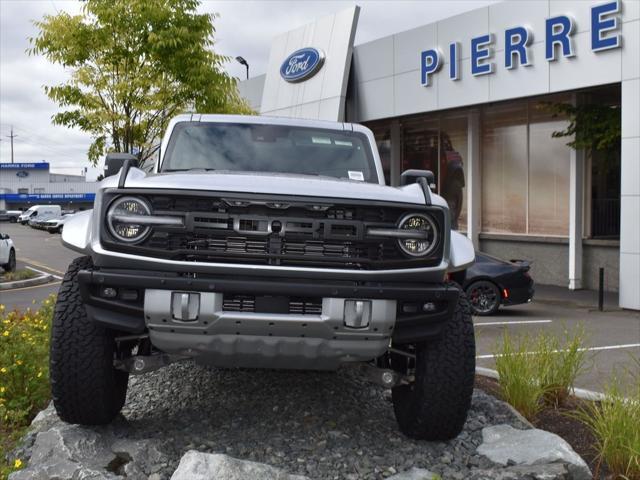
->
[104,153,139,178]
[400,169,436,189]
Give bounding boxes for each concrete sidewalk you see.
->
[534,283,622,312]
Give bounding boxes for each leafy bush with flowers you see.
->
[0,296,54,425]
[0,295,55,477]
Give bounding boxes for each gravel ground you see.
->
[106,361,528,480]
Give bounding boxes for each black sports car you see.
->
[463,253,534,316]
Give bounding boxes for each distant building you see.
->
[0,162,97,211]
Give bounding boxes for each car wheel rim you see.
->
[468,282,498,314]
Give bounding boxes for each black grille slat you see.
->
[222,295,322,315]
[106,194,445,270]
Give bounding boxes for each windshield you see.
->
[161,122,379,183]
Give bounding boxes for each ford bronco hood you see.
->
[120,169,428,205]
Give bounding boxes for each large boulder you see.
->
[170,451,310,480]
[476,425,591,480]
[8,422,168,480]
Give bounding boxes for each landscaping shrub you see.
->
[575,375,640,479]
[494,331,548,420]
[0,296,55,478]
[0,269,38,282]
[535,326,590,407]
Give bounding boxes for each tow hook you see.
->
[360,364,407,388]
[114,354,189,374]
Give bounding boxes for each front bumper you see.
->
[77,269,459,368]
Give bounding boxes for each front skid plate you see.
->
[144,289,396,370]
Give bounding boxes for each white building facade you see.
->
[239,0,640,310]
[0,162,97,210]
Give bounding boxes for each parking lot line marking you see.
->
[3,281,61,293]
[474,320,553,326]
[476,343,640,359]
[20,257,65,276]
[25,266,63,281]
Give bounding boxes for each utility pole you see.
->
[6,126,17,164]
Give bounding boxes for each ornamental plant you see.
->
[535,326,590,407]
[0,296,54,426]
[575,374,640,479]
[493,331,549,420]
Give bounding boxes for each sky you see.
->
[0,0,497,180]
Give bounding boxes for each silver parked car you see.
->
[51,115,476,440]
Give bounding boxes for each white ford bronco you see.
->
[51,115,476,440]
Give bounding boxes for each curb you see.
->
[476,366,607,401]
[0,273,54,290]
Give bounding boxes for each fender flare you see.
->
[61,210,93,254]
[449,230,475,272]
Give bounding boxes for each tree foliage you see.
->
[30,0,253,164]
[540,102,621,151]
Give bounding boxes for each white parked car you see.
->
[0,233,16,272]
[44,215,72,234]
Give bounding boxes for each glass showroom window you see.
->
[440,114,468,232]
[400,114,468,230]
[481,102,528,234]
[481,95,571,236]
[528,97,570,236]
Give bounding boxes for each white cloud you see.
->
[0,0,496,178]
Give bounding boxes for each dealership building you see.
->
[238,0,640,310]
[0,162,97,211]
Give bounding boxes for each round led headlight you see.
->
[107,196,152,243]
[397,213,438,257]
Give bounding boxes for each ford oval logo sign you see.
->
[280,48,325,83]
[16,170,29,178]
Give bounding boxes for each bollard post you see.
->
[598,267,604,311]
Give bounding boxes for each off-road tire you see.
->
[392,287,475,440]
[50,256,129,425]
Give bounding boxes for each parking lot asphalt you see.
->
[1,221,638,394]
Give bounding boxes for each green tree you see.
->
[30,0,252,164]
[540,101,621,151]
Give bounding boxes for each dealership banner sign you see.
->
[421,0,622,86]
[0,193,95,202]
[0,162,49,170]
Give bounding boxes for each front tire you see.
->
[391,288,475,440]
[50,256,129,425]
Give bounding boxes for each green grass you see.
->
[535,326,590,407]
[0,297,55,478]
[494,331,548,420]
[574,375,640,479]
[0,269,38,283]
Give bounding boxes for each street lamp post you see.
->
[235,56,249,80]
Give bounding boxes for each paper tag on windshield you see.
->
[348,171,365,181]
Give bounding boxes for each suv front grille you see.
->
[102,192,445,270]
